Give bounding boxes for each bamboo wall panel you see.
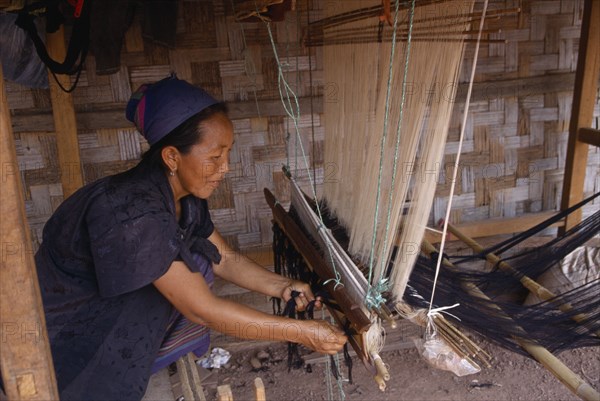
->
[4,0,599,253]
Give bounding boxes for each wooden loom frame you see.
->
[0,1,598,399]
[265,0,600,397]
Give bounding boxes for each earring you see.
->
[169,170,175,177]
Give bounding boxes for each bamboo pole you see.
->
[46,26,84,198]
[0,66,60,399]
[421,240,600,401]
[443,221,600,337]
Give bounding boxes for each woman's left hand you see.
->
[281,280,323,312]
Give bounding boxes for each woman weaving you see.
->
[35,75,347,400]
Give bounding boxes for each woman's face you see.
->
[171,113,234,200]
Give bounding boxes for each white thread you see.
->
[428,0,490,314]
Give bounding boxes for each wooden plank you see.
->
[186,353,207,401]
[176,356,195,401]
[0,67,59,400]
[46,27,84,197]
[423,211,562,244]
[578,127,600,147]
[560,0,600,233]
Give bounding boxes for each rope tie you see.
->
[427,303,461,322]
[365,278,391,310]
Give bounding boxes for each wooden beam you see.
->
[11,97,325,133]
[423,211,562,243]
[46,26,84,198]
[578,128,600,147]
[560,0,600,233]
[0,66,59,399]
[12,71,598,134]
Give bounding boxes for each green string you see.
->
[260,5,346,399]
[365,0,416,310]
[264,20,344,289]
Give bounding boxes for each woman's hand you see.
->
[281,280,323,312]
[298,320,347,355]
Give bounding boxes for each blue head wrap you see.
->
[126,75,218,145]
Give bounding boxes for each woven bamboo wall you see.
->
[5,0,599,253]
[434,0,599,227]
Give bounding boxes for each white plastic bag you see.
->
[196,347,231,369]
[414,314,480,377]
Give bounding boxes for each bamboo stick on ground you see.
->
[421,240,600,401]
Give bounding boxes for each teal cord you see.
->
[374,0,416,285]
[262,6,346,399]
[264,20,344,289]
[365,0,416,311]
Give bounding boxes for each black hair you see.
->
[142,102,228,169]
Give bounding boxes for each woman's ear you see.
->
[161,146,180,172]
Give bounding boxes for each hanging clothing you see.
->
[89,0,178,75]
[35,159,219,401]
[89,0,137,75]
[141,0,178,48]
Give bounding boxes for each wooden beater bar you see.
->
[264,188,375,373]
[421,240,600,401]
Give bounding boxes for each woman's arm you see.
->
[153,261,346,354]
[208,229,317,310]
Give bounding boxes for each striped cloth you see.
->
[151,311,210,373]
[151,251,216,373]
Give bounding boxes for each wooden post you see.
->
[46,26,84,198]
[0,67,60,399]
[216,384,233,401]
[559,0,600,233]
[253,378,266,401]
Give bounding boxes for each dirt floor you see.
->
[196,239,600,401]
[200,337,599,401]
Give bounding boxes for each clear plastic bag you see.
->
[0,12,49,88]
[414,321,481,377]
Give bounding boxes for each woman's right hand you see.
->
[299,320,347,355]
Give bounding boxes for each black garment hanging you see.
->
[15,0,92,91]
[15,0,91,74]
